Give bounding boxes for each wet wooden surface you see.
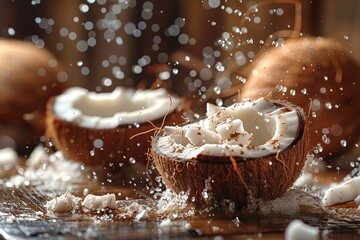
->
[1,157,360,240]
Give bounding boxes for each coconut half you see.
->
[0,39,67,154]
[150,98,309,208]
[45,87,184,173]
[240,37,360,161]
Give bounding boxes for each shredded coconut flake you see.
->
[46,191,82,213]
[322,176,360,206]
[82,193,118,210]
[285,219,319,240]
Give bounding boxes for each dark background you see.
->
[0,0,359,92]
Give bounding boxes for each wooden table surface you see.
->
[1,155,360,240]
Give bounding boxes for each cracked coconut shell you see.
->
[150,98,309,208]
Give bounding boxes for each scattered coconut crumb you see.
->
[82,193,117,210]
[0,147,18,167]
[253,189,324,216]
[26,145,49,168]
[322,176,360,206]
[134,209,149,221]
[5,215,16,224]
[159,218,172,227]
[7,147,89,188]
[293,172,317,187]
[83,226,99,239]
[285,219,319,240]
[46,191,82,213]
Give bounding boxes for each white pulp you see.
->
[157,98,300,159]
[52,87,180,129]
[82,193,118,210]
[46,192,81,213]
[285,219,319,240]
[322,176,360,206]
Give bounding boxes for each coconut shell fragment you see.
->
[240,37,360,161]
[150,98,309,208]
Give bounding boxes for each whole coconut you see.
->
[0,39,67,155]
[241,37,360,161]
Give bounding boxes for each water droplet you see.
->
[93,139,104,148]
[213,86,221,94]
[322,135,330,144]
[202,191,209,199]
[236,76,247,83]
[275,85,283,92]
[129,157,136,164]
[208,0,221,8]
[215,98,223,107]
[314,143,323,153]
[301,88,307,95]
[324,102,332,109]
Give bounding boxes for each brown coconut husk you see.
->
[150,99,309,208]
[0,39,67,154]
[240,37,360,162]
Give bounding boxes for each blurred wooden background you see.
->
[0,0,358,92]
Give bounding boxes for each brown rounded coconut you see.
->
[45,87,185,176]
[0,39,67,154]
[240,37,360,161]
[150,98,309,208]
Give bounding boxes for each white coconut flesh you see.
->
[52,87,180,129]
[156,98,302,159]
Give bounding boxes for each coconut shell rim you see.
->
[46,95,184,132]
[151,98,307,165]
